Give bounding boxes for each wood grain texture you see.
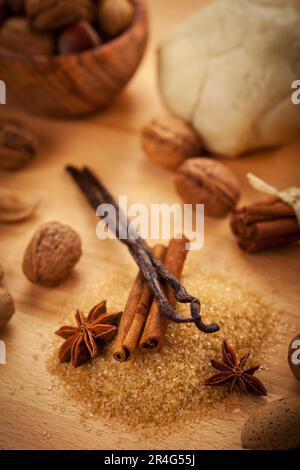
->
[0,0,299,450]
[0,1,148,117]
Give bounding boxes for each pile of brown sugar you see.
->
[47,270,286,435]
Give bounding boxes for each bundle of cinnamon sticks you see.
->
[231,196,300,253]
[113,237,188,362]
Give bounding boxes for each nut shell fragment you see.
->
[0,187,38,223]
[241,397,300,450]
[23,221,82,287]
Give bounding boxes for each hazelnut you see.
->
[142,116,201,170]
[0,17,55,55]
[288,333,300,381]
[7,0,25,14]
[26,0,96,31]
[0,287,15,330]
[174,158,240,217]
[0,119,38,171]
[23,222,82,287]
[98,0,134,37]
[58,21,101,55]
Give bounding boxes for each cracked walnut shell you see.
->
[23,222,82,287]
[174,158,240,217]
[142,116,201,170]
[26,0,96,31]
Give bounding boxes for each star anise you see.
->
[55,300,122,368]
[205,341,267,396]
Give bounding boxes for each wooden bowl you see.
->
[0,1,148,117]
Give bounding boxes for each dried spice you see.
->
[56,300,122,367]
[140,237,188,354]
[231,196,300,253]
[205,340,267,396]
[113,244,166,362]
[48,273,285,435]
[22,221,82,287]
[66,165,219,335]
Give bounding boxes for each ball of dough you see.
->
[158,0,300,157]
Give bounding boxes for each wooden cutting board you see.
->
[0,0,299,450]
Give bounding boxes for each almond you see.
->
[0,187,38,223]
[241,397,300,450]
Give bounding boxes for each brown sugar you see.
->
[46,270,287,436]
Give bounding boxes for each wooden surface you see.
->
[0,0,299,450]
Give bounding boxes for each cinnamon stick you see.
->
[140,237,188,354]
[231,197,300,253]
[121,244,166,360]
[113,244,166,362]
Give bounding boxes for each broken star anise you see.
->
[55,300,122,368]
[205,341,267,396]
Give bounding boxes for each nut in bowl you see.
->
[0,0,148,117]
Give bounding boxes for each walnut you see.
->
[142,116,201,170]
[23,222,82,287]
[174,158,241,217]
[26,0,96,31]
[0,119,38,171]
[0,287,15,330]
[98,0,134,37]
[0,17,55,55]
